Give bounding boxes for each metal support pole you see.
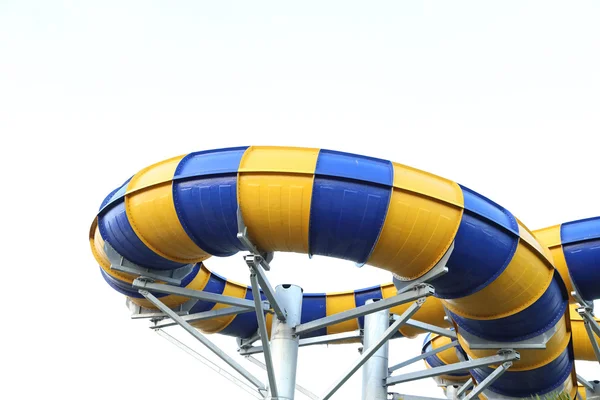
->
[138,290,266,392]
[362,299,389,400]
[246,356,319,400]
[270,284,303,400]
[463,362,512,400]
[322,299,425,400]
[251,272,278,399]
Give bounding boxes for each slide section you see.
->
[90,146,600,398]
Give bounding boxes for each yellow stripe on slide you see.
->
[443,240,554,320]
[192,280,248,333]
[125,155,211,264]
[565,371,578,400]
[237,146,319,253]
[129,264,212,309]
[428,334,470,381]
[570,304,600,361]
[458,316,570,371]
[516,219,554,265]
[381,284,448,338]
[534,224,575,296]
[326,291,358,334]
[369,163,463,280]
[578,383,588,400]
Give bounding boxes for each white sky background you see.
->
[1,1,599,399]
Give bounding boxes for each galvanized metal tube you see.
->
[362,299,389,400]
[270,284,303,400]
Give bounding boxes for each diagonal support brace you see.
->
[139,290,266,392]
[250,272,278,398]
[246,256,287,322]
[295,284,434,336]
[151,305,267,329]
[133,278,257,309]
[320,299,426,400]
[456,378,473,398]
[463,362,512,400]
[389,340,459,373]
[386,350,520,386]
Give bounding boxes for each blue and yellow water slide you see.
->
[89,146,600,398]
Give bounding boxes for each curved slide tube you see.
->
[90,146,600,398]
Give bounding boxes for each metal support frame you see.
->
[386,350,520,386]
[115,221,595,400]
[462,362,512,400]
[388,340,459,373]
[138,289,266,393]
[295,284,434,336]
[321,299,426,400]
[240,331,363,356]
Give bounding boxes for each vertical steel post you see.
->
[362,299,390,400]
[270,284,303,400]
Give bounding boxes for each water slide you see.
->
[89,146,600,398]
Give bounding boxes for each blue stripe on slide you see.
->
[562,217,600,301]
[98,201,185,270]
[300,293,327,338]
[219,288,263,338]
[173,147,249,180]
[430,186,519,299]
[448,271,567,341]
[561,216,600,244]
[188,272,227,313]
[422,333,467,377]
[173,175,243,256]
[99,177,132,213]
[309,177,391,264]
[309,150,393,264]
[99,263,200,298]
[172,147,248,257]
[355,285,383,329]
[315,149,393,186]
[471,345,573,397]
